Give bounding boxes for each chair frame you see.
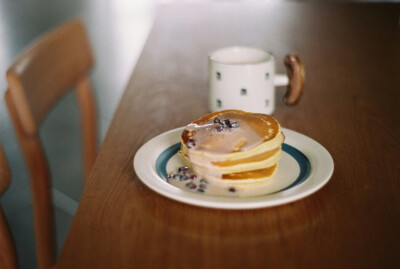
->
[5,19,97,269]
[0,144,18,269]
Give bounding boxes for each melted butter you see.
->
[194,120,261,154]
[183,111,279,155]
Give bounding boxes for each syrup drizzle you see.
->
[175,111,282,196]
[167,166,238,196]
[183,115,264,154]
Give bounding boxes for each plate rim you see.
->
[133,127,334,210]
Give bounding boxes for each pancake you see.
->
[168,110,285,197]
[167,164,279,197]
[180,110,282,160]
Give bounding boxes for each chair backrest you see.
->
[0,143,18,269]
[4,19,97,269]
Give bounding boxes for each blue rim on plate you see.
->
[156,142,311,193]
[134,126,334,209]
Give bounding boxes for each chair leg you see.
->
[5,91,56,269]
[76,77,97,183]
[0,205,18,269]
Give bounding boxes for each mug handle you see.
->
[283,54,305,106]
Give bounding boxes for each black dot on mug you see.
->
[240,88,247,96]
[217,99,222,108]
[216,72,221,80]
[265,100,269,107]
[265,73,270,79]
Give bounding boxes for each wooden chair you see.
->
[0,143,18,269]
[4,19,97,269]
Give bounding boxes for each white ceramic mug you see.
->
[208,46,304,114]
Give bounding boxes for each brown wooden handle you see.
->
[283,54,305,106]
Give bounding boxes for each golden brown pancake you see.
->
[180,109,284,177]
[168,110,285,197]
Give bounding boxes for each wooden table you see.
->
[56,2,400,268]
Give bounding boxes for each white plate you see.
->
[134,127,334,210]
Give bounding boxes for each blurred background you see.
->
[0,0,156,267]
[0,0,397,268]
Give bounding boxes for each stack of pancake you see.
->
[177,109,285,197]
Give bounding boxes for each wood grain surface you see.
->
[56,3,400,268]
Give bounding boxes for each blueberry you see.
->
[229,187,236,193]
[221,119,230,126]
[199,184,207,189]
[187,138,196,148]
[213,117,221,124]
[178,166,189,173]
[197,188,205,193]
[186,182,197,189]
[179,175,188,181]
[172,174,181,180]
[229,121,239,128]
[190,174,197,180]
[216,126,224,132]
[200,179,209,184]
